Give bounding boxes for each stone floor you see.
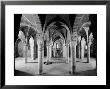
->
[14,57,97,76]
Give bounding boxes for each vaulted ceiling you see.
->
[20,14,91,44]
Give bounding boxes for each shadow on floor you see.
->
[42,68,97,76]
[73,69,97,76]
[14,70,34,76]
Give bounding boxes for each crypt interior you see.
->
[14,14,97,76]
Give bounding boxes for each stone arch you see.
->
[52,31,65,43]
[20,14,42,33]
[14,38,22,57]
[78,21,91,41]
[53,38,64,58]
[44,21,71,43]
[15,29,26,58]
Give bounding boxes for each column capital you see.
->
[36,33,43,39]
[71,41,77,46]
[71,32,77,41]
[37,40,43,45]
[81,37,86,46]
[78,36,81,43]
[83,26,89,31]
[83,26,89,36]
[46,41,50,46]
[89,33,94,46]
[66,40,70,45]
[36,33,43,45]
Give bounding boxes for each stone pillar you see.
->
[24,37,28,63]
[87,45,90,63]
[53,48,55,58]
[34,37,37,59]
[24,43,28,63]
[37,40,43,75]
[81,37,85,60]
[71,41,77,74]
[46,43,50,62]
[66,44,69,63]
[86,28,89,63]
[83,27,93,63]
[87,32,93,63]
[49,44,52,59]
[36,33,43,75]
[42,41,44,60]
[70,33,77,74]
[29,37,34,60]
[63,44,67,58]
[78,36,81,59]
[78,43,81,59]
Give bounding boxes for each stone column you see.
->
[86,28,89,63]
[78,36,81,59]
[71,41,77,74]
[36,33,43,75]
[70,33,77,74]
[83,27,92,63]
[46,43,50,62]
[34,37,37,59]
[63,44,67,58]
[53,48,55,58]
[42,41,44,60]
[87,33,93,63]
[81,37,85,60]
[66,44,69,63]
[78,43,81,59]
[24,37,28,63]
[24,43,28,63]
[49,44,52,59]
[37,40,43,75]
[29,37,34,60]
[87,45,90,63]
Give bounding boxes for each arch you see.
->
[43,21,71,43]
[44,25,65,43]
[43,15,70,33]
[52,30,65,43]
[14,38,24,57]
[78,21,91,40]
[21,14,42,33]
[79,21,91,32]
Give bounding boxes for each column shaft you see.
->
[66,45,69,63]
[38,42,43,75]
[78,43,81,59]
[71,43,76,74]
[49,45,52,58]
[63,44,66,58]
[87,45,90,63]
[30,37,34,60]
[47,45,50,61]
[81,46,84,59]
[24,44,28,63]
[42,42,44,60]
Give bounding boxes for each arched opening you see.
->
[44,20,71,64]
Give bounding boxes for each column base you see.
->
[69,70,76,75]
[87,59,90,63]
[66,58,69,64]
